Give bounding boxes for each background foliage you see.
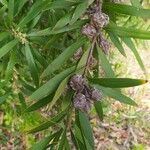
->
[0,0,149,149]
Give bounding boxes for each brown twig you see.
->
[83,36,97,76]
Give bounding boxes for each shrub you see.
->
[0,0,149,149]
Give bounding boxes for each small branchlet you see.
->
[81,0,110,53]
[11,28,28,44]
[69,75,102,112]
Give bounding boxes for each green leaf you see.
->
[122,37,146,74]
[15,0,28,16]
[78,111,95,149]
[70,129,80,149]
[25,94,54,112]
[28,134,53,150]
[32,48,48,68]
[48,77,69,110]
[54,13,72,29]
[0,0,8,6]
[41,37,86,78]
[95,85,137,106]
[94,101,103,121]
[28,20,87,36]
[27,106,70,133]
[8,0,14,22]
[89,78,148,88]
[108,32,126,57]
[25,44,39,87]
[0,39,18,59]
[0,32,10,42]
[58,129,67,150]
[0,6,7,19]
[96,43,115,78]
[18,93,27,110]
[28,130,62,150]
[76,43,90,74]
[70,1,88,25]
[103,2,150,18]
[30,66,75,101]
[5,51,16,81]
[74,123,87,149]
[17,0,54,28]
[105,24,150,39]
[44,0,76,10]
[48,129,63,149]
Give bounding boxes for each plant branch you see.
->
[83,36,97,76]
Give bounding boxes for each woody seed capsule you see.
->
[91,88,102,101]
[91,12,109,28]
[73,93,91,112]
[69,75,85,92]
[81,24,97,39]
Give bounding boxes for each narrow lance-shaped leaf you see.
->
[47,129,63,149]
[27,106,70,134]
[58,129,67,150]
[5,51,16,81]
[103,2,150,18]
[74,124,86,149]
[48,77,69,111]
[0,6,7,19]
[70,129,80,149]
[76,50,89,74]
[108,32,126,57]
[0,0,8,6]
[25,94,54,112]
[28,134,53,150]
[17,0,49,28]
[30,66,75,101]
[41,37,86,78]
[122,37,146,74]
[18,93,27,110]
[28,20,87,37]
[44,0,76,10]
[89,78,148,88]
[28,129,62,150]
[53,13,72,29]
[0,32,10,42]
[70,1,88,25]
[15,0,28,16]
[94,85,137,106]
[25,44,39,87]
[32,48,48,68]
[8,0,14,22]
[77,111,95,149]
[105,24,150,39]
[0,39,18,59]
[96,43,115,78]
[94,101,103,121]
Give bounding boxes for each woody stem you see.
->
[83,36,97,76]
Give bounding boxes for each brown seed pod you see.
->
[73,93,91,112]
[91,12,109,28]
[69,75,86,92]
[91,88,103,101]
[81,23,97,39]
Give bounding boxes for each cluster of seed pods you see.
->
[81,0,110,54]
[69,75,102,112]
